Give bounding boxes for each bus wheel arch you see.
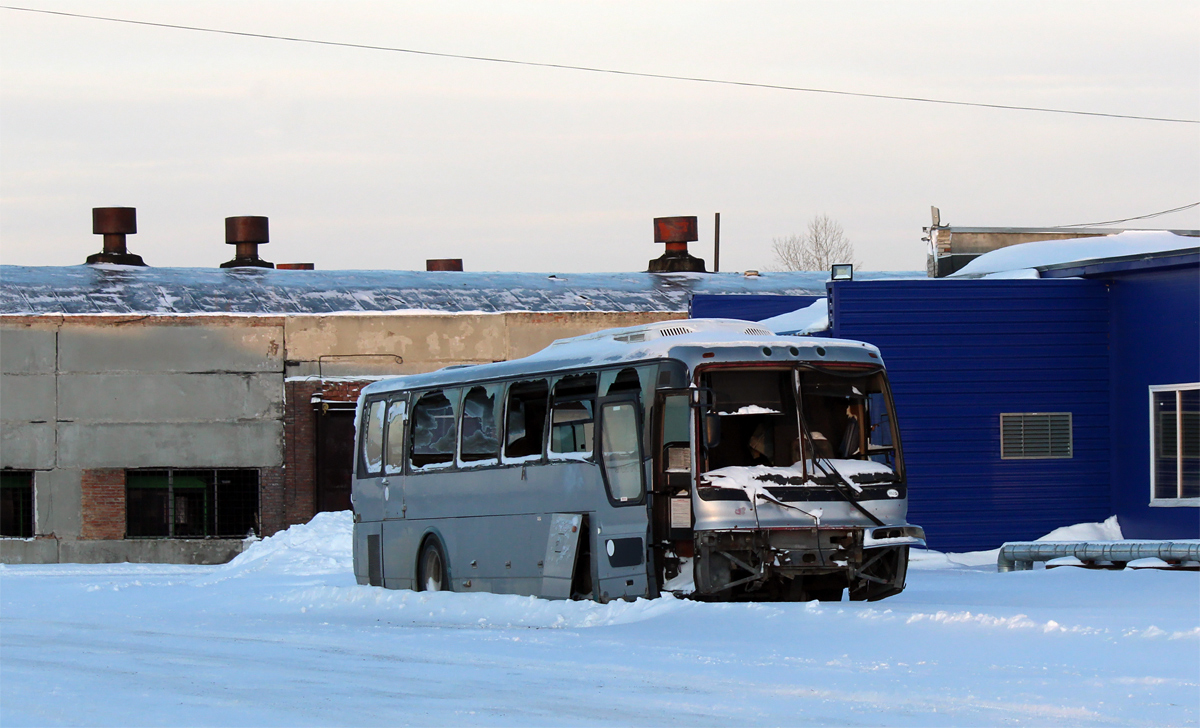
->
[417,533,449,592]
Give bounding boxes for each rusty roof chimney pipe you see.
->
[648,215,707,273]
[427,259,464,271]
[221,216,274,269]
[87,207,146,266]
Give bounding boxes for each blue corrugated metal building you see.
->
[696,248,1199,551]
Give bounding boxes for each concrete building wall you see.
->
[1,316,288,562]
[282,310,679,377]
[1,323,58,470]
[1,308,682,563]
[36,468,81,539]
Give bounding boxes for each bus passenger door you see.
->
[595,395,651,601]
[380,396,414,590]
[353,396,387,586]
[651,390,693,591]
[381,396,408,522]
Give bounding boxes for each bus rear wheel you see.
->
[418,539,447,592]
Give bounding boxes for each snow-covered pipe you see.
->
[997,541,1200,572]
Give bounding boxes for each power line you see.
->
[4,4,1197,125]
[1060,201,1200,227]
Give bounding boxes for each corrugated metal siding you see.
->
[831,279,1111,551]
[1105,266,1200,539]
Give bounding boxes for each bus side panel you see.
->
[399,462,615,598]
[382,473,406,520]
[381,518,418,590]
[583,499,651,601]
[526,464,649,602]
[353,473,387,524]
[353,520,382,587]
[443,513,552,595]
[404,467,514,520]
[524,461,607,516]
[352,521,366,585]
[405,462,606,520]
[401,461,651,600]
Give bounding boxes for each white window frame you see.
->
[1149,382,1200,507]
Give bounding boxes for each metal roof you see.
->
[1037,249,1200,279]
[0,265,918,316]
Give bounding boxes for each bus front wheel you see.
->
[418,538,448,592]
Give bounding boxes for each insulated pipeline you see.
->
[997,541,1200,572]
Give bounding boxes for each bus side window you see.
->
[600,367,642,396]
[460,385,501,464]
[360,399,386,476]
[550,401,594,456]
[549,374,597,458]
[410,389,459,470]
[383,397,407,474]
[504,379,549,460]
[661,394,691,471]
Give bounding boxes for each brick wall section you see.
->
[258,466,286,537]
[318,380,371,403]
[281,380,318,533]
[267,379,371,536]
[79,468,126,540]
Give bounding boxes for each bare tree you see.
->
[771,214,860,271]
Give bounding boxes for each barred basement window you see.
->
[126,469,259,538]
[1,471,34,538]
[1000,413,1072,459]
[1150,383,1199,505]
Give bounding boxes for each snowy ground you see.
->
[2,514,1197,727]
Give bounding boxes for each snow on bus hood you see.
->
[700,459,896,496]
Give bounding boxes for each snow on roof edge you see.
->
[950,230,1198,277]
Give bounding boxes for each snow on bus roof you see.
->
[950,230,1198,278]
[361,318,880,395]
[0,265,912,316]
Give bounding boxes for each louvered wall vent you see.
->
[744,326,772,336]
[1000,412,1073,459]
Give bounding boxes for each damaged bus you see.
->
[351,318,925,603]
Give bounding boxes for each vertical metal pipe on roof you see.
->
[87,207,146,266]
[221,216,274,269]
[714,212,721,273]
[648,216,707,273]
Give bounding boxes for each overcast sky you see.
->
[1,1,1196,273]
